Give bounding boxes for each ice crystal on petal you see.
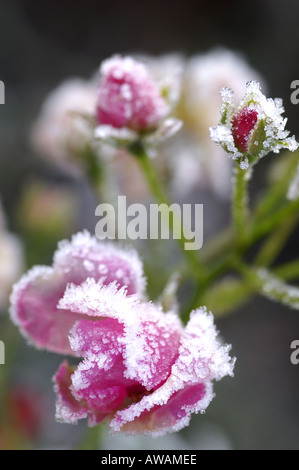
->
[109,308,235,436]
[11,230,235,436]
[53,279,234,435]
[9,231,145,354]
[58,278,182,391]
[96,55,169,132]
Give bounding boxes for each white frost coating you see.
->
[210,80,299,168]
[110,308,235,436]
[171,308,235,382]
[144,118,183,146]
[257,268,299,310]
[9,265,54,342]
[100,56,149,83]
[94,124,138,144]
[58,278,183,390]
[287,164,299,201]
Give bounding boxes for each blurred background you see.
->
[0,0,299,450]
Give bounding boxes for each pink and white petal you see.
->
[9,266,88,354]
[10,231,146,354]
[109,308,235,436]
[67,321,147,423]
[171,308,235,384]
[54,360,125,427]
[54,231,146,297]
[53,361,90,425]
[70,356,142,415]
[59,279,183,391]
[120,310,182,391]
[69,318,124,359]
[109,379,213,436]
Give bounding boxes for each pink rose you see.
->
[96,56,169,131]
[10,231,234,436]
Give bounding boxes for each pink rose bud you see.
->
[210,81,299,170]
[232,107,259,153]
[96,56,169,131]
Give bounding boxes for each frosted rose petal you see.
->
[110,308,235,436]
[96,56,169,131]
[59,278,183,391]
[10,231,145,354]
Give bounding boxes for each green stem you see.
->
[82,145,106,203]
[253,149,299,222]
[253,215,299,267]
[77,423,104,450]
[131,142,206,282]
[248,198,299,243]
[237,263,299,311]
[274,259,299,281]
[232,164,251,244]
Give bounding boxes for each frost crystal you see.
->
[96,55,169,132]
[94,55,182,150]
[54,286,235,435]
[10,230,235,437]
[210,81,299,169]
[9,230,146,354]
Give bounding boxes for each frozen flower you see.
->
[95,55,182,148]
[54,285,234,435]
[10,231,234,436]
[210,80,299,170]
[173,49,264,196]
[10,231,145,353]
[96,55,169,131]
[31,78,98,170]
[0,203,23,311]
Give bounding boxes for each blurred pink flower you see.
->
[96,56,169,132]
[10,231,234,436]
[0,202,23,311]
[30,78,97,169]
